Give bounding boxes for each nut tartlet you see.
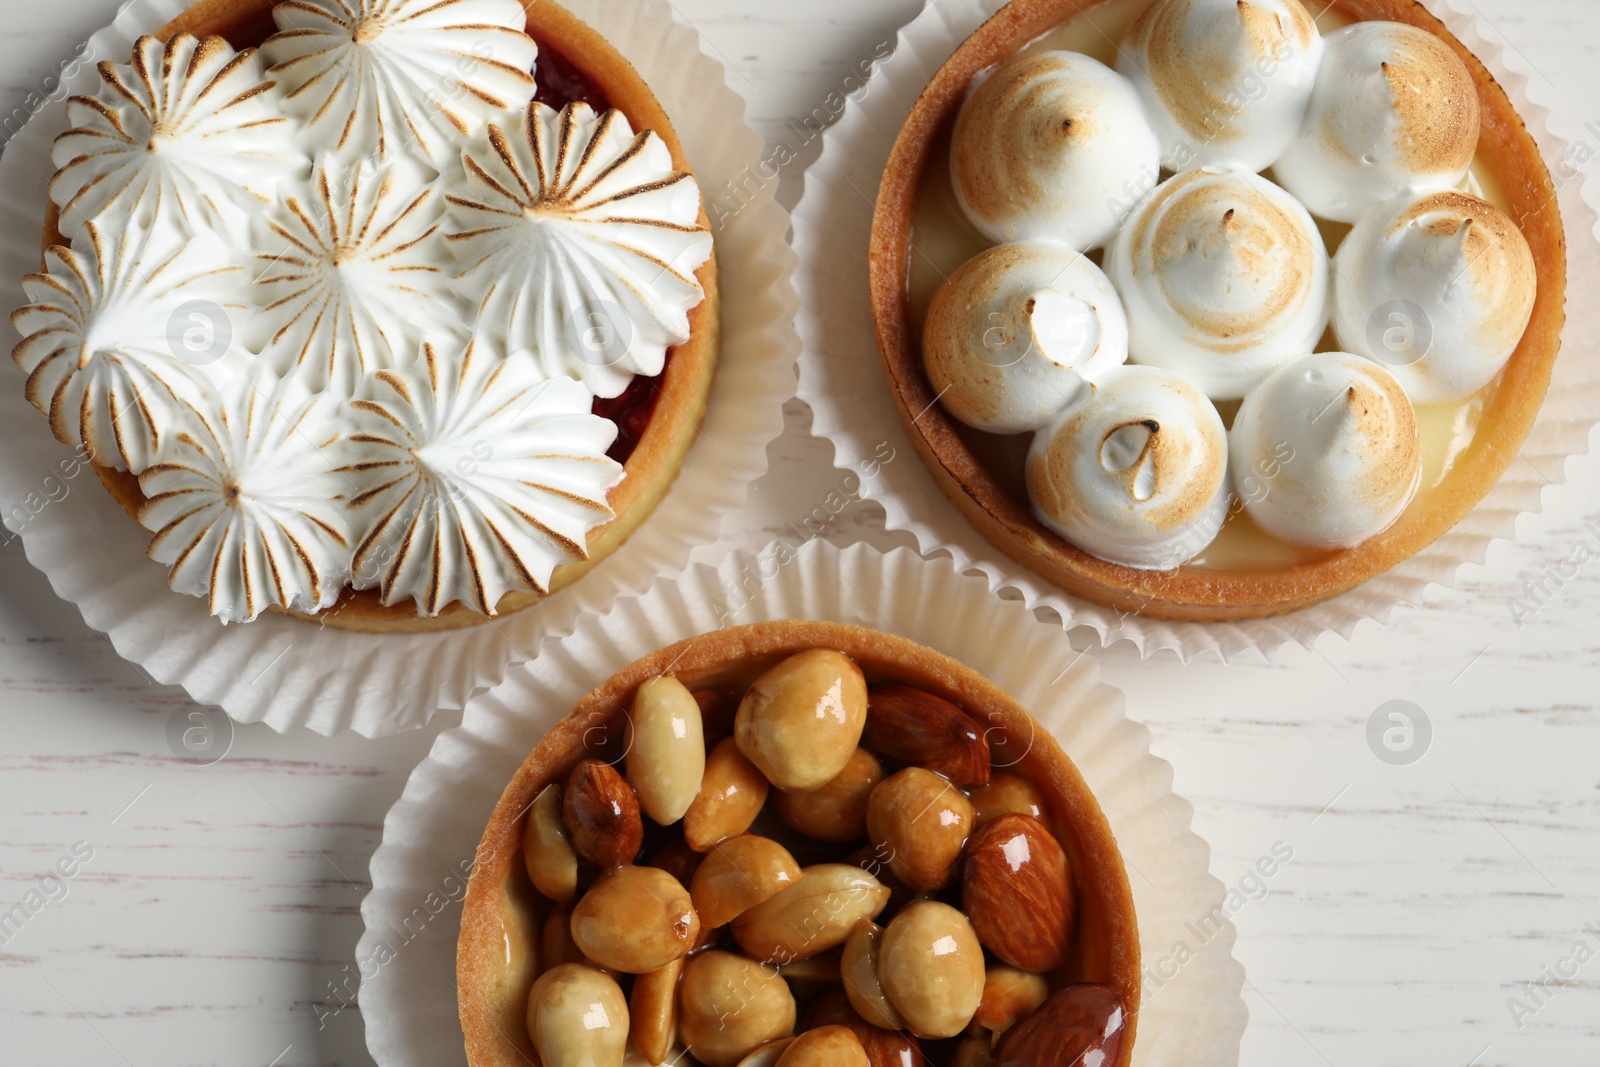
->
[21,0,720,633]
[459,620,1140,1067]
[868,0,1566,621]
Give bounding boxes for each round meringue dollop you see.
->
[138,368,358,624]
[1105,166,1330,400]
[1273,21,1480,224]
[343,341,625,617]
[1231,352,1421,549]
[923,242,1128,434]
[1027,365,1231,569]
[262,0,538,172]
[1332,190,1536,404]
[10,220,250,474]
[50,33,307,241]
[1119,0,1324,173]
[951,50,1161,249]
[252,157,462,395]
[447,102,714,399]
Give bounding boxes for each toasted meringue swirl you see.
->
[50,34,307,241]
[1333,191,1536,404]
[1027,365,1231,569]
[1274,21,1480,223]
[138,369,358,624]
[447,102,713,399]
[343,341,624,617]
[951,51,1160,250]
[1106,167,1329,400]
[1119,0,1323,173]
[253,157,462,395]
[923,242,1128,434]
[1231,352,1420,548]
[10,221,249,473]
[262,0,538,171]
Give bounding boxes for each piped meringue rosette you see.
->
[11,3,715,625]
[918,2,1541,571]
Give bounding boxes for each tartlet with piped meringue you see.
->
[16,0,721,633]
[868,0,1565,621]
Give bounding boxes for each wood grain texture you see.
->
[0,1,1598,1065]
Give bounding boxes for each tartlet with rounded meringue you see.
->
[1119,0,1323,173]
[1106,166,1329,400]
[1231,353,1420,549]
[1332,190,1536,405]
[1274,20,1481,224]
[869,0,1565,620]
[951,50,1159,250]
[922,242,1128,434]
[16,0,723,634]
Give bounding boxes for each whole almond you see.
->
[804,992,927,1067]
[563,760,643,869]
[684,737,770,852]
[522,784,578,902]
[775,1025,868,1067]
[864,684,990,788]
[775,747,883,843]
[690,834,801,929]
[570,865,699,974]
[866,767,974,892]
[992,984,1128,1067]
[732,864,890,963]
[961,814,1074,973]
[630,957,683,1066]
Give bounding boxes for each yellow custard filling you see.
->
[906,0,1508,572]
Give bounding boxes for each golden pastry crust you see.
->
[457,620,1142,1067]
[868,0,1567,621]
[46,0,721,633]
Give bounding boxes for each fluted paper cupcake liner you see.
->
[0,0,797,736]
[793,0,1600,662]
[356,540,1249,1067]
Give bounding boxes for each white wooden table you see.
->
[2,1,1598,1065]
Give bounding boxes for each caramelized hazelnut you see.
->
[878,901,985,1040]
[684,737,769,852]
[866,767,974,892]
[570,865,699,974]
[690,834,801,929]
[678,951,796,1067]
[735,649,868,791]
[525,963,628,1067]
[774,747,882,843]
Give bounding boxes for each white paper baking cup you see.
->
[794,0,1600,663]
[356,540,1248,1067]
[0,0,796,737]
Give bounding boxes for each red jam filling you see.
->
[533,35,665,466]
